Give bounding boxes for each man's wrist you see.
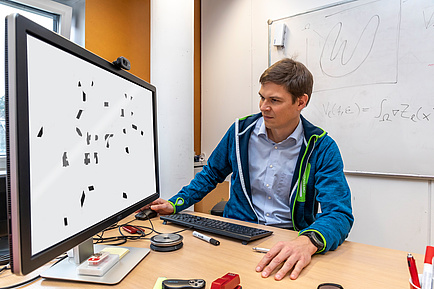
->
[300,231,324,253]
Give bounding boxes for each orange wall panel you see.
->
[85,0,150,82]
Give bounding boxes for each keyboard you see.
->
[160,213,273,244]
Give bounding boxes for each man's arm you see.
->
[166,124,236,213]
[256,137,353,280]
[302,138,353,252]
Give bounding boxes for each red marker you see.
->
[408,253,421,288]
[423,246,434,289]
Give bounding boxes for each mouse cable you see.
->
[131,216,191,235]
[93,219,154,245]
[93,217,191,245]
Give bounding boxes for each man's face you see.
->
[258,82,307,134]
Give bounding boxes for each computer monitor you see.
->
[5,14,159,284]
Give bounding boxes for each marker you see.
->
[252,247,270,253]
[193,231,220,246]
[422,246,434,289]
[407,253,421,288]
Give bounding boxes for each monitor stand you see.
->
[40,238,150,284]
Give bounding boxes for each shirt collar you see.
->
[258,116,304,145]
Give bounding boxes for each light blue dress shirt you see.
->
[248,117,304,229]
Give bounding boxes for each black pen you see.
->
[193,231,220,246]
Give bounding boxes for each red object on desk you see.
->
[407,253,421,288]
[211,273,241,289]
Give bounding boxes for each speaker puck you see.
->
[150,242,184,252]
[150,233,183,252]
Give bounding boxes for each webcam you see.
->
[112,56,131,70]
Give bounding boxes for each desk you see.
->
[1,212,422,288]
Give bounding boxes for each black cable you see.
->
[0,255,67,289]
[0,274,41,289]
[0,263,10,274]
[93,217,157,245]
[0,217,188,288]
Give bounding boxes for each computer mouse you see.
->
[135,209,158,220]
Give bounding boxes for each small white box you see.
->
[77,254,119,276]
[273,23,286,47]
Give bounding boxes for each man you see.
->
[146,58,353,280]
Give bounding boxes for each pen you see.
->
[192,231,220,246]
[408,253,421,288]
[422,246,434,289]
[252,247,270,253]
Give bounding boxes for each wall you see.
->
[194,0,201,155]
[85,0,195,202]
[201,0,432,254]
[151,0,195,201]
[85,0,150,82]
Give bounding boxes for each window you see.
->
[0,0,74,172]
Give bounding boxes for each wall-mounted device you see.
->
[273,23,287,47]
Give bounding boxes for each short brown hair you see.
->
[259,58,313,105]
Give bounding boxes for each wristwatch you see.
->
[301,231,324,252]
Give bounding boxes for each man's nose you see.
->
[260,100,270,111]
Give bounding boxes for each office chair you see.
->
[210,201,227,216]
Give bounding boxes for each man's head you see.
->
[259,58,313,105]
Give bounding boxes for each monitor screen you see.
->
[5,14,159,281]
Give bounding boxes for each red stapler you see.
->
[211,273,241,289]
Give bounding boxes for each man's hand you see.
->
[140,198,174,215]
[255,235,318,280]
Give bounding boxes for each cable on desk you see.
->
[0,263,10,274]
[93,219,152,245]
[1,218,191,288]
[0,255,67,289]
[93,217,191,246]
[0,275,41,289]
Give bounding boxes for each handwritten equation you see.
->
[322,98,433,122]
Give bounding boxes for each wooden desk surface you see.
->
[1,212,421,288]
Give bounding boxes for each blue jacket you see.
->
[169,113,354,253]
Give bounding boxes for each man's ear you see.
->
[298,94,308,110]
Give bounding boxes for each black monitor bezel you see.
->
[6,14,159,275]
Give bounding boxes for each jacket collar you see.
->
[300,114,326,140]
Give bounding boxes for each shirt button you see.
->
[274,146,278,149]
[266,213,270,217]
[266,184,269,187]
[269,165,273,168]
[268,196,271,200]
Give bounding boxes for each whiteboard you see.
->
[269,0,434,177]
